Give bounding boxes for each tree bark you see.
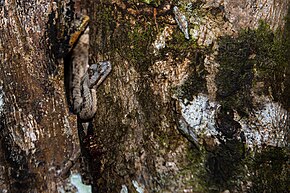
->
[87,0,290,192]
[0,0,84,192]
[0,0,289,193]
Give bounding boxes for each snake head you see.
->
[88,61,112,88]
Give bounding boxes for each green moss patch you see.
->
[173,51,208,101]
[248,147,289,193]
[216,21,290,115]
[127,24,156,72]
[205,139,246,192]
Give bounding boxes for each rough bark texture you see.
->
[0,0,84,192]
[87,0,290,192]
[0,0,289,193]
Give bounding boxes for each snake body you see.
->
[70,26,111,121]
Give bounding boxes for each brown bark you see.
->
[0,1,82,192]
[86,0,289,192]
[0,0,289,192]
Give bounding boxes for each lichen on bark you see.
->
[1,0,289,192]
[84,0,290,192]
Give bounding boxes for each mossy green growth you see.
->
[213,17,290,192]
[252,21,290,110]
[126,0,163,7]
[167,29,207,101]
[127,24,156,72]
[204,140,246,192]
[248,147,289,193]
[216,31,255,116]
[91,5,117,56]
[163,28,198,57]
[173,51,208,102]
[183,140,246,193]
[139,0,163,7]
[182,146,208,192]
[216,20,290,115]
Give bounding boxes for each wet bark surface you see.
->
[0,0,289,192]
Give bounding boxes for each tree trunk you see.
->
[0,0,85,192]
[87,0,290,192]
[0,0,289,193]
